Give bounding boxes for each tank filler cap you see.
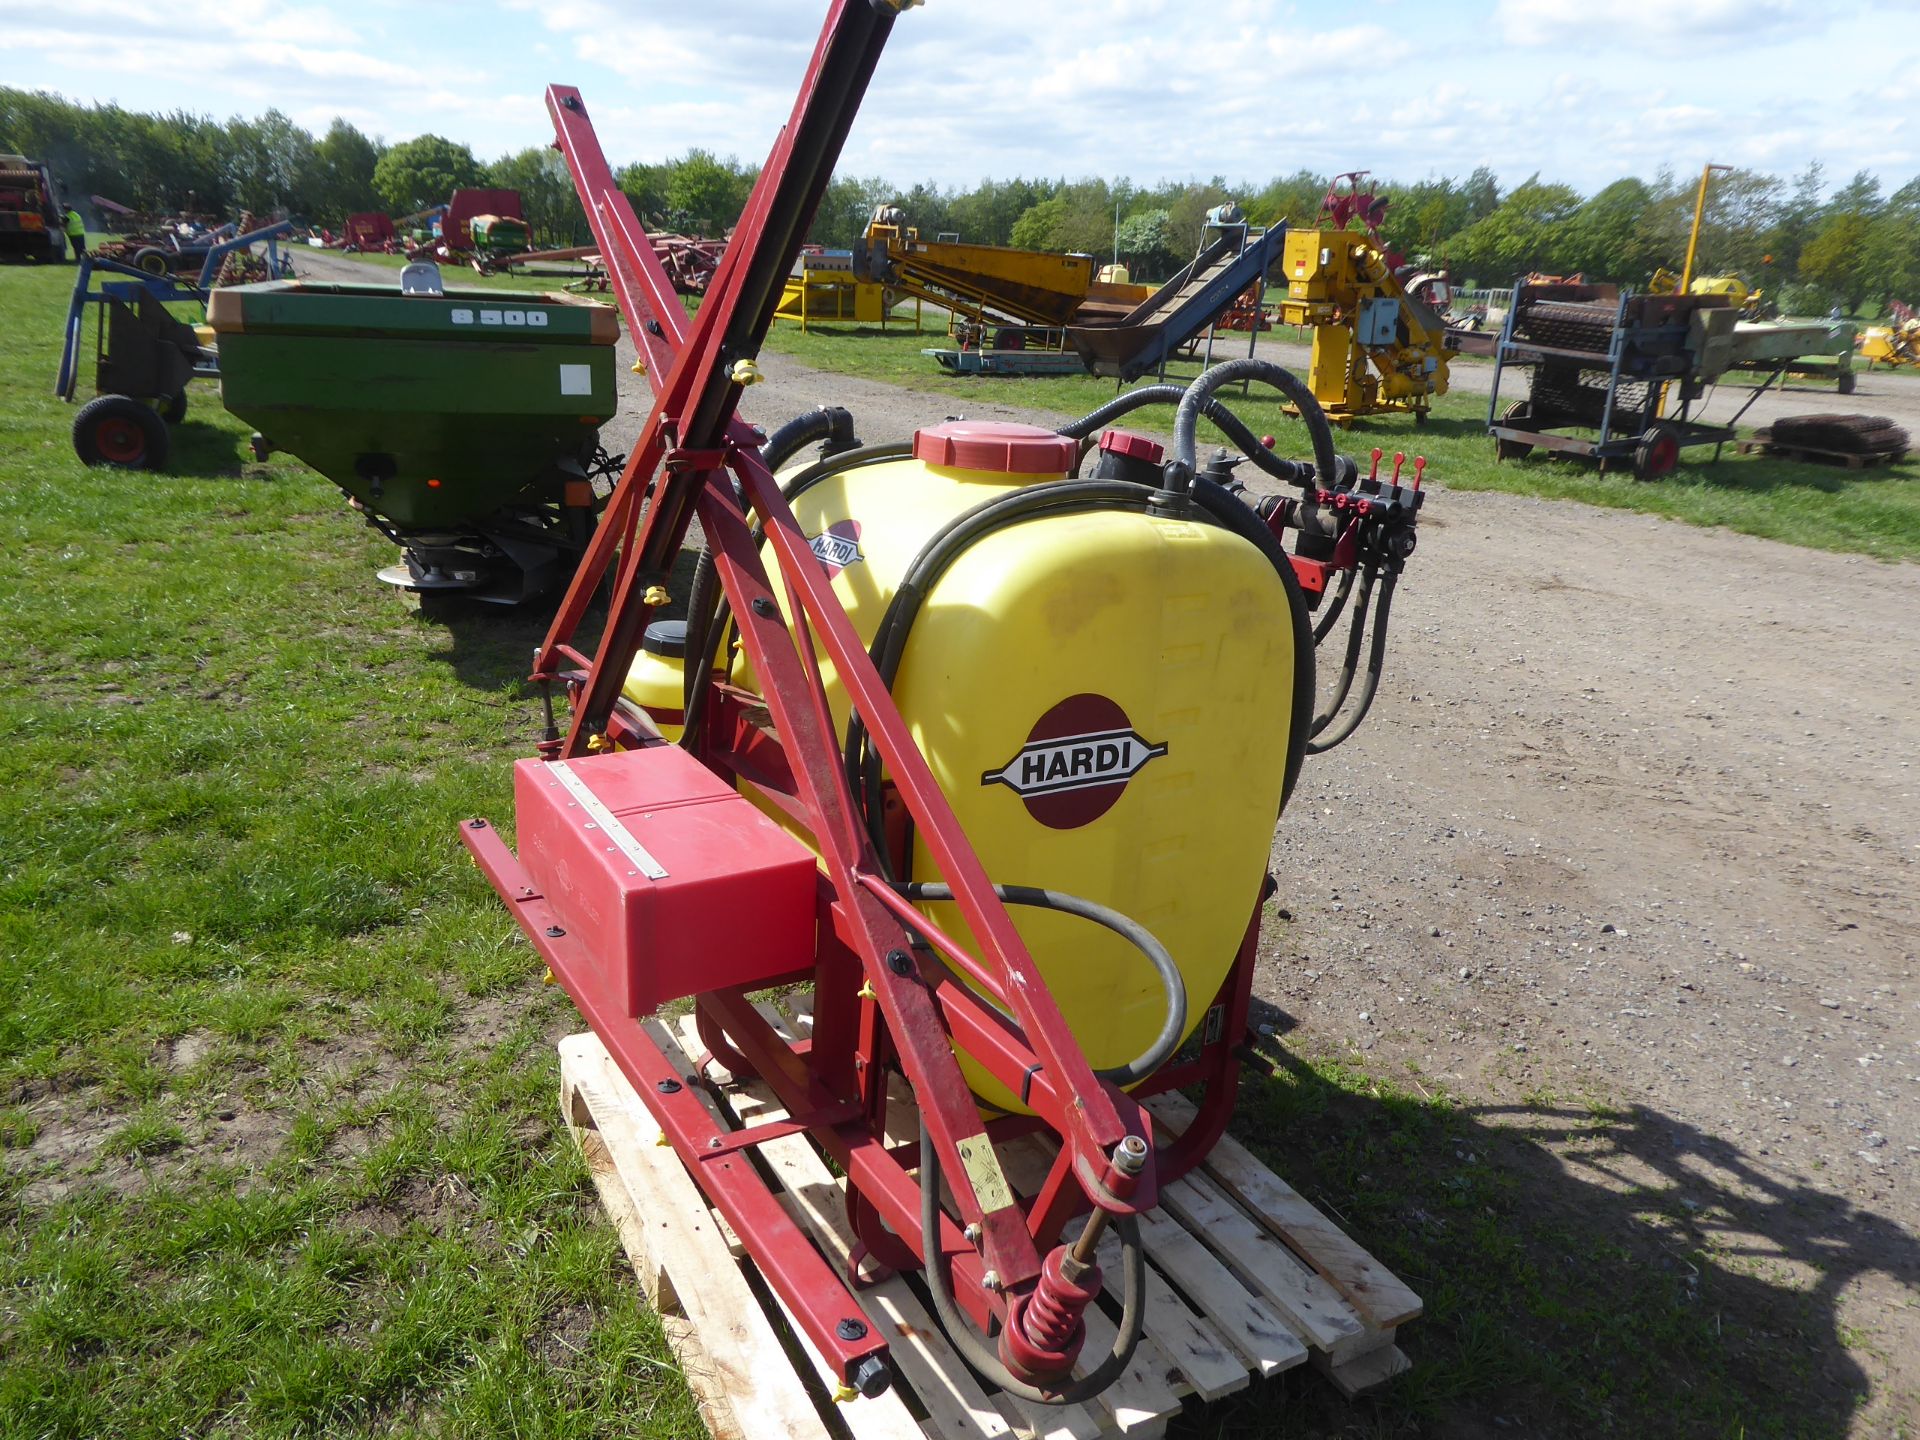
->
[1097,429,1164,464]
[642,619,688,658]
[912,420,1076,475]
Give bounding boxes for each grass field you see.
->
[759,317,1920,561]
[0,259,1888,1438]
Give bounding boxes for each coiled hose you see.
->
[895,882,1184,1086]
[1170,357,1339,496]
[920,1117,1147,1406]
[1054,384,1319,487]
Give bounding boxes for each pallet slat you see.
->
[558,1033,829,1440]
[1145,1093,1423,1330]
[558,1019,1417,1440]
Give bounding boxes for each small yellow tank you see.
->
[620,619,688,741]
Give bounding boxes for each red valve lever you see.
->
[1391,451,1406,483]
[1412,456,1427,490]
[1368,447,1382,481]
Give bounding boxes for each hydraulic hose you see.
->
[897,882,1185,1086]
[1171,357,1338,500]
[763,405,858,473]
[1306,571,1396,754]
[1185,476,1317,811]
[1312,566,1357,644]
[1309,565,1377,737]
[919,1118,1147,1406]
[1055,384,1318,488]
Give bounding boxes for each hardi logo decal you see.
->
[981,693,1166,830]
[808,519,862,577]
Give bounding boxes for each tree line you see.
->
[4,87,1914,311]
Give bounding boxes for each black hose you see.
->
[763,405,858,473]
[1185,477,1317,812]
[919,1119,1146,1405]
[1055,384,1315,488]
[1306,571,1396,754]
[897,882,1184,1086]
[1171,358,1338,500]
[1309,565,1377,737]
[1312,566,1357,643]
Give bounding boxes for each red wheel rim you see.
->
[95,417,146,464]
[1650,433,1680,475]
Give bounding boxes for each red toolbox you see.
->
[514,746,819,1015]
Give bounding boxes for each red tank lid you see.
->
[1097,428,1165,463]
[912,420,1078,474]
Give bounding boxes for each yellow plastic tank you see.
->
[683,421,1303,1111]
[620,619,688,741]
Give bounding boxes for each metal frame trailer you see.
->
[1485,282,1774,480]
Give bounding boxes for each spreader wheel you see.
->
[73,395,170,470]
[1633,421,1682,481]
[1494,400,1533,461]
[132,247,171,276]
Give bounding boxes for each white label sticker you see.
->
[559,363,593,397]
[480,309,502,325]
[527,310,549,327]
[451,308,474,325]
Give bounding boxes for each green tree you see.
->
[488,145,585,246]
[1165,181,1232,258]
[1444,175,1581,281]
[1800,212,1876,311]
[616,160,672,225]
[222,109,315,217]
[306,120,384,227]
[1114,209,1176,279]
[665,149,754,233]
[1562,178,1657,281]
[373,134,486,215]
[1009,195,1066,251]
[950,178,1048,247]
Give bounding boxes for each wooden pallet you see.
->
[557,1007,1419,1440]
[1737,432,1908,469]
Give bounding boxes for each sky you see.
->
[3,0,1917,200]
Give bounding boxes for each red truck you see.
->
[0,153,67,262]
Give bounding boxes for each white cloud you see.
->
[1495,0,1813,47]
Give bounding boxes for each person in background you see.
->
[63,202,86,260]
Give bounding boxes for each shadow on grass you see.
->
[403,546,703,694]
[1175,997,1917,1439]
[153,413,262,480]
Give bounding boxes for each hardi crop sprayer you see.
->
[463,1,1425,1419]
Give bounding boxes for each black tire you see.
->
[73,395,170,470]
[1633,421,1682,481]
[1838,369,1857,396]
[159,390,188,425]
[1494,400,1533,461]
[132,247,170,276]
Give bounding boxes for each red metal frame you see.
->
[463,0,1273,1398]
